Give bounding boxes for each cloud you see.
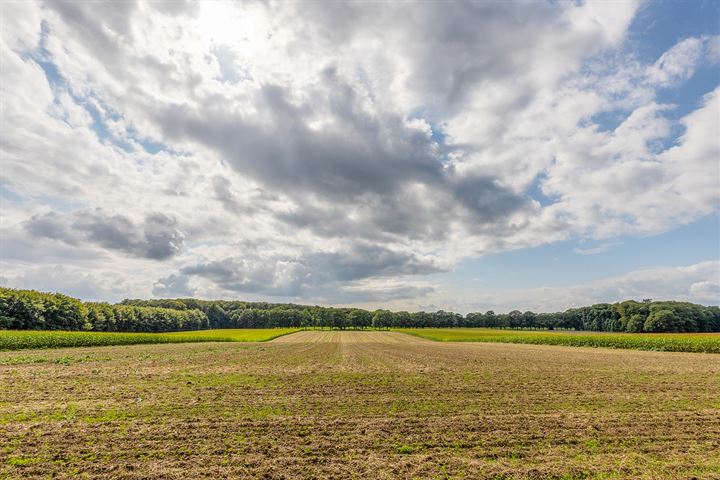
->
[2,265,128,302]
[152,273,195,297]
[689,278,720,300]
[178,242,443,300]
[0,0,717,307]
[24,210,185,260]
[455,261,720,313]
[152,78,537,248]
[646,36,719,87]
[573,242,623,255]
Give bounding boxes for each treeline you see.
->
[465,301,720,333]
[0,288,208,332]
[2,287,719,333]
[122,297,720,333]
[120,298,462,330]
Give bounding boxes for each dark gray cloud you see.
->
[42,0,542,250]
[157,80,443,200]
[148,0,198,17]
[303,243,440,282]
[452,176,529,222]
[212,176,242,214]
[141,213,185,260]
[152,273,195,297]
[211,175,278,216]
[44,1,137,59]
[180,258,275,294]
[179,242,442,298]
[159,76,533,244]
[24,211,76,243]
[291,1,574,113]
[24,210,184,260]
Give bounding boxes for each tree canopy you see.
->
[1,287,718,334]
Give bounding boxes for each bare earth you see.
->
[1,331,719,479]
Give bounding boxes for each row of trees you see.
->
[464,300,720,333]
[122,297,720,333]
[121,298,466,330]
[85,303,208,332]
[2,287,719,333]
[0,288,208,332]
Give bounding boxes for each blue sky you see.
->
[0,0,718,312]
[439,214,719,292]
[455,0,720,307]
[629,1,719,118]
[425,0,720,310]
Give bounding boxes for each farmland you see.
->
[399,328,720,353]
[0,329,299,351]
[2,331,719,479]
[4,326,719,353]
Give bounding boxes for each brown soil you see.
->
[1,331,719,479]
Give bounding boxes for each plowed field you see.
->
[2,330,719,478]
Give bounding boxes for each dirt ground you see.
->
[1,331,719,479]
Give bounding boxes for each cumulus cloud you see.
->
[24,210,185,260]
[152,273,195,297]
[646,36,719,87]
[0,0,717,307]
[177,242,442,300]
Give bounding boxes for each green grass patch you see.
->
[164,328,299,342]
[6,456,42,467]
[397,328,720,353]
[0,328,299,351]
[395,444,416,454]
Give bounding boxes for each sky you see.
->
[0,0,718,314]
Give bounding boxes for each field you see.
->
[0,329,300,351]
[399,328,720,353]
[1,330,719,479]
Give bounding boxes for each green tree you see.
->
[644,309,679,332]
[372,310,393,330]
[348,309,372,329]
[626,314,645,333]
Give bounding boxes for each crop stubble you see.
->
[1,331,719,479]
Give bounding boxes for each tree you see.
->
[207,304,227,328]
[626,314,645,333]
[508,310,523,329]
[644,309,679,332]
[348,309,372,329]
[372,310,394,330]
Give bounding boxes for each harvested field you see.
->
[1,330,719,479]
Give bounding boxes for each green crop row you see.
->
[0,328,299,351]
[398,328,720,353]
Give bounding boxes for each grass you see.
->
[4,328,718,353]
[164,328,300,342]
[397,328,720,353]
[0,328,300,351]
[1,330,718,478]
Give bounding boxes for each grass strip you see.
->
[397,328,720,353]
[0,328,300,351]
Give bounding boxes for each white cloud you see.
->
[646,36,718,87]
[573,242,623,256]
[0,0,717,307]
